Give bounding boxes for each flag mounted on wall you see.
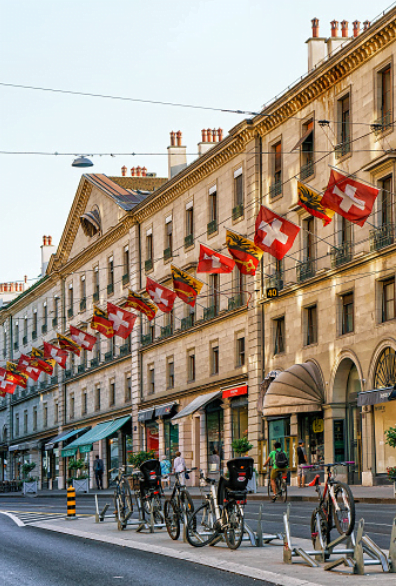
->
[321,169,379,227]
[171,265,204,307]
[18,355,41,381]
[107,303,137,339]
[30,347,55,375]
[70,325,97,351]
[57,333,82,356]
[0,368,17,394]
[43,341,68,369]
[146,277,176,313]
[126,290,158,321]
[254,206,300,261]
[6,362,28,388]
[226,230,263,275]
[91,306,115,339]
[197,244,235,274]
[297,181,335,226]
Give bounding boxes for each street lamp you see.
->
[72,156,94,168]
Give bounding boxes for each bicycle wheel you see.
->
[153,495,164,525]
[186,503,219,547]
[223,502,244,550]
[310,508,329,550]
[181,490,195,517]
[113,489,119,519]
[120,478,134,516]
[164,498,180,540]
[333,482,355,536]
[280,478,288,503]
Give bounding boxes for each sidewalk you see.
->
[30,511,394,586]
[3,484,395,503]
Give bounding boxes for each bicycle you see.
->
[164,469,196,540]
[186,457,253,550]
[266,468,288,502]
[307,461,356,550]
[110,465,135,531]
[137,459,165,527]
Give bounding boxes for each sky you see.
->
[0,0,389,282]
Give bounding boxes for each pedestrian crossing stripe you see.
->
[1,511,92,526]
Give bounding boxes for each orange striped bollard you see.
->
[66,486,77,520]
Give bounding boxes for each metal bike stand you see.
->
[135,496,166,533]
[94,494,110,523]
[283,504,320,567]
[243,505,282,547]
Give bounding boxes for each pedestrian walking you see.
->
[297,440,308,487]
[173,451,187,485]
[208,449,221,481]
[160,455,172,489]
[93,454,104,490]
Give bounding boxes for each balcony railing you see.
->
[207,220,217,235]
[372,112,392,135]
[39,381,47,391]
[141,332,153,346]
[232,204,244,221]
[184,234,194,248]
[42,324,47,334]
[269,180,282,199]
[13,341,19,350]
[180,314,194,331]
[90,357,99,368]
[163,247,172,261]
[296,259,316,282]
[160,324,173,339]
[22,336,27,346]
[107,283,114,295]
[330,242,354,267]
[267,272,284,291]
[119,343,129,356]
[145,258,153,272]
[80,298,86,312]
[122,273,129,286]
[335,141,350,159]
[51,375,58,385]
[93,291,100,303]
[203,305,216,321]
[228,295,243,311]
[65,369,73,379]
[52,317,58,328]
[67,308,73,318]
[370,224,395,251]
[78,364,86,374]
[32,330,37,340]
[104,351,113,362]
[300,160,314,180]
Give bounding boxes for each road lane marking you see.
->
[0,512,25,527]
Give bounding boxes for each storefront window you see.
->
[146,421,159,457]
[268,418,290,452]
[299,414,324,464]
[206,400,223,466]
[125,434,133,464]
[375,401,396,473]
[108,437,119,483]
[231,398,248,452]
[164,420,179,460]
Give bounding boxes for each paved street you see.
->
[0,514,274,586]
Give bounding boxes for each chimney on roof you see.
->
[341,20,348,37]
[363,20,370,30]
[136,166,142,177]
[41,235,55,277]
[306,18,326,71]
[327,20,347,57]
[167,130,187,179]
[353,20,360,37]
[142,167,147,177]
[121,165,127,176]
[198,127,223,156]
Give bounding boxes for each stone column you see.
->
[362,406,375,486]
[222,399,232,466]
[158,419,165,459]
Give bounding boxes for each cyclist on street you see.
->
[263,441,288,500]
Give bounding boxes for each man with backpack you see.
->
[93,454,104,490]
[263,441,288,500]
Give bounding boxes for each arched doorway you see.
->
[373,347,396,476]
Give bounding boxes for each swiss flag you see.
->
[0,368,17,394]
[70,326,97,351]
[43,341,68,369]
[254,206,300,260]
[321,169,379,227]
[18,355,41,381]
[107,303,137,339]
[146,277,176,313]
[197,244,235,274]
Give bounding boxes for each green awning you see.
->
[61,416,131,457]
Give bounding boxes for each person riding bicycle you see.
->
[263,441,288,500]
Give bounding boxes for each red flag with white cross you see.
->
[0,367,17,394]
[254,205,300,260]
[146,277,176,313]
[107,303,137,339]
[43,341,68,369]
[69,325,97,351]
[321,169,379,227]
[18,354,41,381]
[197,244,235,274]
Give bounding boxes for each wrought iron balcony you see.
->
[267,272,284,291]
[90,357,99,368]
[78,364,86,374]
[122,273,129,286]
[160,324,173,339]
[22,336,27,346]
[300,160,314,180]
[163,247,172,261]
[228,295,243,311]
[52,317,58,328]
[65,369,73,379]
[232,204,244,221]
[93,291,100,303]
[145,259,153,272]
[51,375,58,385]
[184,234,194,248]
[269,180,282,199]
[330,242,354,267]
[67,308,73,318]
[370,224,395,251]
[296,259,316,282]
[104,351,113,362]
[39,381,47,391]
[372,112,392,135]
[180,314,194,331]
[13,341,19,350]
[107,283,114,295]
[42,324,47,334]
[80,298,86,311]
[203,305,216,321]
[32,330,37,340]
[335,141,350,159]
[207,220,217,235]
[119,343,129,356]
[141,333,153,346]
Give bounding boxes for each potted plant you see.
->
[22,462,38,495]
[385,426,396,496]
[128,450,155,469]
[231,438,256,493]
[68,458,89,493]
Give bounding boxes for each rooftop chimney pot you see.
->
[207,129,213,142]
[353,20,360,37]
[43,236,47,246]
[341,20,348,37]
[142,167,147,177]
[48,236,52,246]
[131,167,135,176]
[136,166,142,177]
[121,165,127,176]
[217,128,223,141]
[170,131,175,147]
[176,131,182,147]
[311,17,319,38]
[363,20,370,30]
[202,129,207,142]
[331,20,339,37]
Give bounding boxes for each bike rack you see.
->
[94,494,110,523]
[134,493,166,534]
[244,505,283,547]
[283,504,320,567]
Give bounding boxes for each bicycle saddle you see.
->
[308,474,321,486]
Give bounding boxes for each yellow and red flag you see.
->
[91,306,115,339]
[57,333,82,356]
[43,341,68,369]
[30,347,55,375]
[6,362,29,388]
[171,265,204,307]
[0,367,17,394]
[18,354,41,381]
[297,181,335,226]
[126,290,158,321]
[226,230,263,275]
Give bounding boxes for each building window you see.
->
[125,375,131,403]
[146,231,153,261]
[53,297,59,326]
[166,358,174,389]
[304,305,317,346]
[148,365,155,394]
[42,303,47,332]
[209,274,220,316]
[377,65,392,130]
[233,168,243,218]
[379,176,392,226]
[32,310,38,338]
[211,344,219,375]
[107,256,114,294]
[300,120,314,179]
[80,275,86,310]
[123,245,130,284]
[95,385,101,411]
[24,410,28,434]
[187,350,195,382]
[109,381,116,406]
[93,266,100,302]
[43,404,48,428]
[69,394,75,420]
[15,414,19,437]
[336,93,350,157]
[24,317,28,340]
[382,278,395,322]
[208,186,217,234]
[185,203,194,246]
[271,141,282,198]
[14,323,19,350]
[94,333,100,360]
[165,217,173,259]
[68,285,73,317]
[81,390,87,415]
[274,316,285,355]
[341,292,354,334]
[33,407,38,430]
[236,337,245,367]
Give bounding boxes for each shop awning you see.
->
[45,427,91,451]
[154,402,177,418]
[138,408,155,422]
[61,416,131,457]
[357,386,396,406]
[263,362,324,416]
[9,441,41,452]
[171,390,221,422]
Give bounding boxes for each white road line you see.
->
[0,511,25,527]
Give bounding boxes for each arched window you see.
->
[374,347,396,389]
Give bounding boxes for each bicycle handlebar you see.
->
[301,461,355,470]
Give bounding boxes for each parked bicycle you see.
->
[164,468,196,540]
[137,459,164,526]
[308,461,356,549]
[110,464,135,531]
[266,468,288,502]
[186,457,253,550]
